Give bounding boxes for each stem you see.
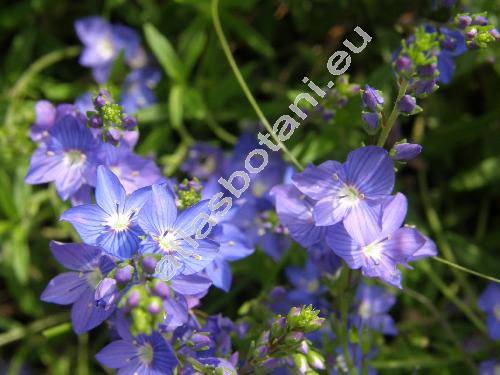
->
[419,261,487,335]
[403,288,476,373]
[0,313,68,347]
[339,267,357,374]
[376,80,409,147]
[205,109,237,144]
[433,256,500,284]
[8,46,81,100]
[211,0,303,170]
[418,171,477,302]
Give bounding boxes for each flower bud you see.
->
[307,351,326,370]
[292,353,309,374]
[414,79,438,96]
[457,15,472,29]
[398,95,417,114]
[115,265,134,284]
[284,331,304,344]
[94,90,111,109]
[95,277,117,309]
[126,290,140,308]
[395,56,412,73]
[152,280,169,299]
[466,28,478,40]
[322,109,334,122]
[89,114,103,128]
[270,316,286,339]
[147,297,163,315]
[122,115,138,130]
[393,142,422,160]
[472,15,488,26]
[298,340,309,355]
[142,256,157,274]
[361,85,384,112]
[362,112,380,132]
[417,63,438,78]
[489,28,500,41]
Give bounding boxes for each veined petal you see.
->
[408,235,437,261]
[292,161,342,200]
[343,201,382,247]
[95,166,127,215]
[49,241,101,271]
[170,274,213,295]
[138,184,177,236]
[25,148,64,184]
[205,258,232,292]
[344,146,394,197]
[382,227,426,262]
[123,185,151,214]
[60,204,108,245]
[95,340,137,369]
[173,200,211,237]
[380,193,407,239]
[325,223,363,269]
[41,272,88,304]
[97,229,140,259]
[313,197,349,226]
[155,254,182,281]
[71,289,114,334]
[177,239,219,275]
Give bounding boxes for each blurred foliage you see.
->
[0,0,499,373]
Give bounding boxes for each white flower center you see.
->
[64,150,86,166]
[359,301,371,318]
[96,38,115,60]
[337,184,365,208]
[362,242,383,264]
[157,232,180,253]
[107,212,130,232]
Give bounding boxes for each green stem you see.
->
[433,256,500,284]
[376,80,409,147]
[8,45,81,100]
[205,108,237,144]
[403,288,476,373]
[418,171,477,302]
[419,261,487,335]
[339,267,357,374]
[211,0,303,170]
[0,313,68,347]
[77,333,89,375]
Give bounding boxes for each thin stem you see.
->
[403,287,476,373]
[211,0,303,170]
[0,313,68,347]
[433,256,500,284]
[376,80,409,147]
[205,109,237,144]
[8,46,81,100]
[339,267,357,374]
[418,170,477,302]
[419,261,487,335]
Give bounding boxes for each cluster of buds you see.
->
[360,84,384,134]
[245,306,325,374]
[86,89,138,143]
[175,178,203,210]
[455,13,500,48]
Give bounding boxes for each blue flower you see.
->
[478,283,500,341]
[352,283,397,335]
[121,66,161,114]
[25,115,99,200]
[437,28,466,84]
[137,184,219,280]
[61,166,151,259]
[292,146,395,228]
[270,183,326,248]
[205,223,254,291]
[96,331,178,374]
[41,242,115,334]
[98,143,164,194]
[325,193,432,288]
[74,16,142,83]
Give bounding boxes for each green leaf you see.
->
[169,85,184,130]
[143,23,184,82]
[179,18,208,76]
